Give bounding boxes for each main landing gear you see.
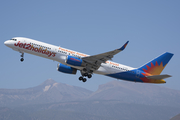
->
[79,69,93,82]
[79,76,87,82]
[20,53,24,62]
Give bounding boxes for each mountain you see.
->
[0,79,92,107]
[13,101,180,120]
[170,113,180,120]
[0,107,31,120]
[1,79,180,120]
[1,79,180,107]
[89,80,180,107]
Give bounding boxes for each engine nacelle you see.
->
[57,63,77,74]
[65,56,83,67]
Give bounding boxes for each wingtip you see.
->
[118,41,129,51]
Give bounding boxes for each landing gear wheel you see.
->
[84,73,88,77]
[88,74,92,78]
[79,76,83,81]
[79,69,93,82]
[82,78,87,82]
[20,58,24,62]
[20,53,24,62]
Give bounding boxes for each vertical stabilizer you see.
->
[138,52,173,75]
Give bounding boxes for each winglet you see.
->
[118,41,129,51]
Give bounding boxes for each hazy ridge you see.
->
[0,79,180,120]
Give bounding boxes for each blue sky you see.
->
[1,0,180,91]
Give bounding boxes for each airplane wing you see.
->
[82,41,129,70]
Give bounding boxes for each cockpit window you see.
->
[10,39,17,41]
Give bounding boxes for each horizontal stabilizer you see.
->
[146,74,172,80]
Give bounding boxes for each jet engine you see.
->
[57,63,77,74]
[65,56,84,67]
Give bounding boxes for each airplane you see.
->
[4,37,174,83]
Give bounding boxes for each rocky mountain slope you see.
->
[88,80,180,107]
[170,113,180,120]
[0,79,180,120]
[0,79,92,106]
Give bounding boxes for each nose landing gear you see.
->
[20,53,24,62]
[20,58,24,62]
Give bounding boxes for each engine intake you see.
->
[57,63,77,74]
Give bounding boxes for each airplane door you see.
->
[136,70,140,78]
[54,48,58,53]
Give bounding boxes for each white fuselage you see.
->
[5,37,172,84]
[4,37,135,75]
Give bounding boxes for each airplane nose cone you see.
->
[4,41,7,45]
[4,40,10,46]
